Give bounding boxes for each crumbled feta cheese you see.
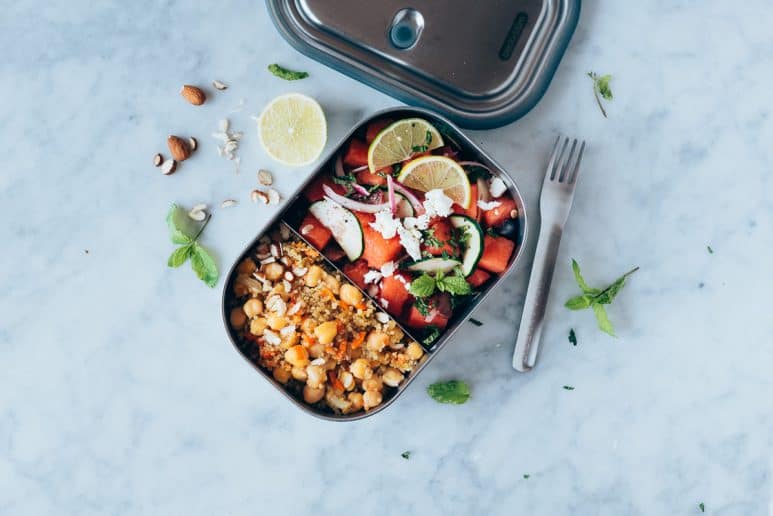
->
[422,189,455,217]
[489,177,507,198]
[380,298,390,309]
[370,209,400,239]
[477,200,502,211]
[403,214,430,231]
[397,225,423,261]
[380,261,396,277]
[363,270,383,284]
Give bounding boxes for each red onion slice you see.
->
[322,184,390,213]
[351,183,370,197]
[386,175,397,215]
[334,153,345,177]
[392,181,425,215]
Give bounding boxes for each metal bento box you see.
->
[222,107,528,420]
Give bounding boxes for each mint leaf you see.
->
[438,274,472,296]
[427,380,470,404]
[587,72,613,117]
[166,204,195,244]
[422,325,440,345]
[409,273,436,298]
[168,245,192,267]
[565,294,592,310]
[571,259,598,294]
[593,304,615,336]
[267,63,308,81]
[190,243,218,287]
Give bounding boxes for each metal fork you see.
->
[512,136,586,372]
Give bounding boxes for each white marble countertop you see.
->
[2,1,772,514]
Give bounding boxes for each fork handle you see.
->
[512,220,563,372]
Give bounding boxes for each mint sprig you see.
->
[408,270,471,298]
[587,72,613,118]
[166,204,219,287]
[565,259,638,336]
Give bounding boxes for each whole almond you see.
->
[167,135,191,161]
[180,85,206,105]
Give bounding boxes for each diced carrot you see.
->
[356,168,388,186]
[299,213,332,250]
[478,235,515,273]
[365,119,393,143]
[452,182,478,220]
[421,218,458,257]
[354,212,404,269]
[342,260,371,290]
[379,274,412,317]
[343,139,369,167]
[304,176,344,202]
[350,331,366,350]
[482,196,517,228]
[328,371,345,392]
[467,268,491,287]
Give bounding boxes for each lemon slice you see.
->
[367,118,443,172]
[258,93,327,166]
[397,155,471,209]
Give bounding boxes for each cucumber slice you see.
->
[449,214,484,277]
[406,257,462,274]
[309,200,364,261]
[394,192,415,217]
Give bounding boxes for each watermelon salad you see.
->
[293,117,520,345]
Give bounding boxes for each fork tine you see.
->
[545,135,563,182]
[549,137,569,181]
[567,141,586,184]
[558,139,578,182]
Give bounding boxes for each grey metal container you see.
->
[222,107,528,420]
[266,0,580,128]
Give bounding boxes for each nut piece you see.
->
[220,199,237,208]
[180,84,206,105]
[267,188,281,205]
[188,203,207,221]
[251,189,269,204]
[510,209,518,219]
[212,80,228,91]
[257,169,273,186]
[153,153,163,167]
[160,159,177,175]
[188,137,198,152]
[167,135,191,161]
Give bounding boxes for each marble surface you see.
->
[2,1,772,514]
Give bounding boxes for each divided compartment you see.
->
[222,106,528,421]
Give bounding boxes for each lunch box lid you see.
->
[266,0,580,129]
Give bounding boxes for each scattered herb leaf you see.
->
[267,63,309,81]
[587,72,613,118]
[707,245,714,254]
[563,385,575,390]
[568,328,577,346]
[409,274,436,298]
[422,326,441,345]
[427,380,471,404]
[409,271,471,298]
[469,318,483,326]
[523,474,530,479]
[401,451,411,460]
[699,502,705,512]
[464,165,491,182]
[565,259,638,336]
[166,205,219,287]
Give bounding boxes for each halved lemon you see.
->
[367,118,443,172]
[397,155,471,209]
[258,93,326,166]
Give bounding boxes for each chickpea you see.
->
[237,258,257,275]
[303,385,325,404]
[301,318,316,335]
[306,364,326,389]
[325,388,352,412]
[230,307,247,328]
[347,392,364,411]
[406,342,424,360]
[339,371,355,391]
[362,376,383,393]
[314,321,338,345]
[363,390,383,410]
[308,342,325,359]
[270,283,287,299]
[273,366,291,384]
[366,331,389,352]
[267,315,288,331]
[284,345,309,367]
[350,358,373,380]
[339,284,363,306]
[282,332,299,349]
[264,262,285,281]
[305,265,323,287]
[243,298,264,318]
[291,366,308,381]
[249,317,268,336]
[323,273,340,294]
[382,368,403,387]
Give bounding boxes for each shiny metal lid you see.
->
[266,0,580,128]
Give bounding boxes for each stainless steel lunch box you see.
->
[266,0,580,128]
[222,107,528,420]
